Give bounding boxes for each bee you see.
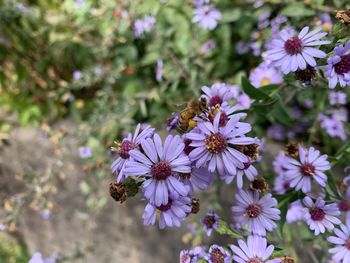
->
[177,97,208,134]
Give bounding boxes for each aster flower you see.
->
[283,146,330,193]
[143,194,191,229]
[231,190,280,236]
[177,166,213,193]
[286,200,305,224]
[329,91,347,105]
[236,41,250,55]
[125,134,190,206]
[230,235,281,263]
[79,146,92,159]
[201,83,236,107]
[111,124,154,182]
[205,245,231,263]
[267,124,286,141]
[265,26,330,74]
[249,63,283,88]
[325,41,350,88]
[328,221,350,262]
[185,113,255,180]
[180,247,205,263]
[155,59,163,82]
[318,111,348,141]
[192,5,221,30]
[201,210,219,236]
[303,196,341,235]
[134,15,155,38]
[200,39,216,55]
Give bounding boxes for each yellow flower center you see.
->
[260,77,271,86]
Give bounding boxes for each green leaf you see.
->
[281,3,315,17]
[216,219,243,239]
[241,77,271,101]
[124,177,139,197]
[270,96,294,127]
[220,9,241,23]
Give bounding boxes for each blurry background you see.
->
[0,0,349,262]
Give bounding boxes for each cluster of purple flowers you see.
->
[133,15,155,38]
[318,108,348,141]
[180,235,283,263]
[111,83,263,229]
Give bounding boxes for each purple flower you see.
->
[200,39,216,55]
[201,210,219,236]
[29,252,57,263]
[167,113,180,133]
[257,11,270,30]
[230,235,281,263]
[236,41,250,55]
[303,196,341,235]
[265,26,330,74]
[180,247,205,263]
[178,166,213,193]
[328,221,350,262]
[231,190,280,236]
[73,70,82,80]
[329,91,347,105]
[79,146,92,159]
[202,83,236,107]
[185,113,254,181]
[111,124,154,182]
[236,94,252,110]
[286,200,305,224]
[125,134,190,206]
[75,0,84,8]
[156,59,163,82]
[325,41,350,88]
[205,245,231,263]
[134,16,155,37]
[192,5,221,30]
[143,194,191,229]
[249,63,283,88]
[283,146,330,193]
[318,111,348,141]
[267,124,286,141]
[225,160,258,188]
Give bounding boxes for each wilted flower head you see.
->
[265,26,330,74]
[125,134,190,206]
[303,196,341,235]
[231,190,280,236]
[230,235,281,263]
[192,5,222,30]
[325,41,350,88]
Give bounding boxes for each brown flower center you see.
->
[284,37,303,55]
[151,161,172,180]
[246,204,262,218]
[334,55,350,74]
[310,207,325,221]
[205,133,226,154]
[300,163,315,177]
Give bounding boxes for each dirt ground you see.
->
[0,123,190,263]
